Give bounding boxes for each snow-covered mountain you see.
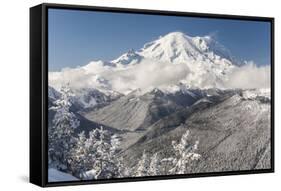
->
[112,49,143,66]
[138,32,235,65]
[109,31,237,75]
[71,88,122,109]
[48,85,122,110]
[49,31,269,106]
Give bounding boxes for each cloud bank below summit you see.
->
[49,60,270,94]
[224,62,270,89]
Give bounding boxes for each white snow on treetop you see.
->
[49,31,270,95]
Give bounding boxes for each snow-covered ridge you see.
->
[48,85,122,110]
[242,88,270,100]
[112,49,143,66]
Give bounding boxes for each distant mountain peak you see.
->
[112,49,143,65]
[136,31,236,66]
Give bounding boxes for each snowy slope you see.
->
[138,32,235,65]
[48,86,60,100]
[71,87,122,109]
[122,88,271,171]
[242,88,270,100]
[48,168,78,182]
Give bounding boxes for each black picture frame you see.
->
[30,3,275,187]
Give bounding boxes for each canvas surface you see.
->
[47,7,272,182]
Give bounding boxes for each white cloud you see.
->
[108,59,191,93]
[49,59,271,94]
[223,62,270,89]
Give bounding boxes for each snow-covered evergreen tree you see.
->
[68,131,87,176]
[115,156,130,178]
[169,130,201,174]
[48,84,80,170]
[109,134,129,178]
[148,153,161,176]
[135,150,150,177]
[73,126,124,179]
[72,129,100,179]
[94,126,117,179]
[160,157,175,175]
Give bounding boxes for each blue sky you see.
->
[48,8,271,71]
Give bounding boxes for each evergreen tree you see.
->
[160,157,175,175]
[148,153,161,176]
[135,150,150,177]
[109,134,129,178]
[74,126,123,179]
[169,130,201,174]
[48,84,80,170]
[68,131,87,177]
[94,126,117,178]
